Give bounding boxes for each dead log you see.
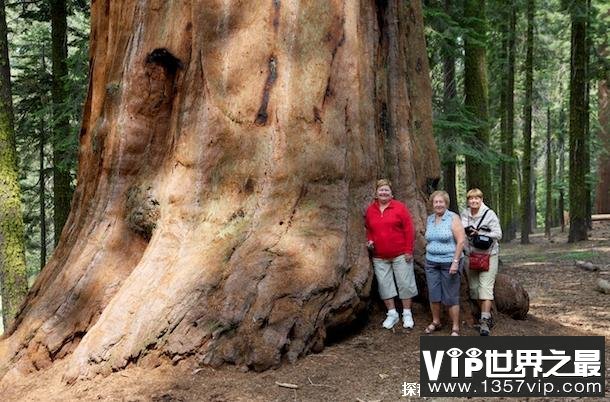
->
[493,273,530,320]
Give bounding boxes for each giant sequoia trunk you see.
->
[0,0,439,381]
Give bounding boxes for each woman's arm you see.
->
[401,205,416,259]
[364,209,374,244]
[484,210,503,241]
[450,215,466,273]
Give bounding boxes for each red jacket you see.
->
[365,199,415,259]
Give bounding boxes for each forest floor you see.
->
[3,222,610,402]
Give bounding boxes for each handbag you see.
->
[470,209,494,250]
[469,252,490,271]
[473,234,493,250]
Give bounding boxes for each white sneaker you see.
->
[402,311,414,329]
[382,311,399,329]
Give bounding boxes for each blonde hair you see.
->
[430,190,450,206]
[466,188,484,199]
[376,179,392,191]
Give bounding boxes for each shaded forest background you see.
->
[0,0,608,332]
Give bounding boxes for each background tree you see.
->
[520,0,534,244]
[545,107,553,237]
[568,0,589,242]
[50,0,73,244]
[0,0,28,329]
[9,1,88,279]
[441,0,459,213]
[0,0,441,379]
[596,43,609,213]
[499,0,518,241]
[463,0,492,199]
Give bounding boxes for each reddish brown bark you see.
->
[0,0,439,382]
[595,62,609,213]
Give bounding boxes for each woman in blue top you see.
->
[424,190,466,336]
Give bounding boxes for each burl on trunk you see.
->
[0,0,439,381]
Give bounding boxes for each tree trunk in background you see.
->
[568,0,588,242]
[584,0,591,229]
[507,3,517,239]
[0,0,440,382]
[558,107,566,232]
[595,46,609,213]
[463,0,491,200]
[51,0,73,245]
[442,0,458,213]
[520,0,534,244]
[500,0,516,241]
[0,0,28,329]
[39,115,47,270]
[545,107,552,238]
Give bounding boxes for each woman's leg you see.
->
[430,302,441,324]
[448,305,460,335]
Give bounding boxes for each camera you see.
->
[464,225,476,236]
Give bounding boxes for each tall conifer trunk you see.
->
[500,0,517,241]
[568,0,589,242]
[0,0,28,329]
[51,0,73,245]
[442,0,458,213]
[595,45,609,213]
[520,0,534,244]
[463,0,491,199]
[545,107,552,238]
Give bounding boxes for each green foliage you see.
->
[427,0,605,234]
[9,1,89,278]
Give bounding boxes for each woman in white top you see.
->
[460,188,502,336]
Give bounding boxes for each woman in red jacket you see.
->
[365,179,418,330]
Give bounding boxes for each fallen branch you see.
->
[308,377,336,389]
[275,381,299,389]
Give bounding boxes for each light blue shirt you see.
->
[425,210,458,263]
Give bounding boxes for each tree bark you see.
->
[51,0,74,245]
[584,0,592,230]
[595,46,609,213]
[545,107,552,238]
[520,0,534,244]
[568,0,588,242]
[558,107,566,232]
[500,0,517,241]
[463,0,492,200]
[39,105,47,271]
[0,0,28,330]
[0,0,439,381]
[442,0,458,213]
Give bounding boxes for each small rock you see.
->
[575,261,599,272]
[596,278,610,294]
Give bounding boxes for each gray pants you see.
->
[372,254,418,300]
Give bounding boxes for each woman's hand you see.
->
[449,261,459,274]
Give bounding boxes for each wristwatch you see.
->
[452,259,459,263]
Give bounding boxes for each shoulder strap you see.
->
[475,209,491,230]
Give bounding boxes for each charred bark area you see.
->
[254,56,277,126]
[0,0,440,383]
